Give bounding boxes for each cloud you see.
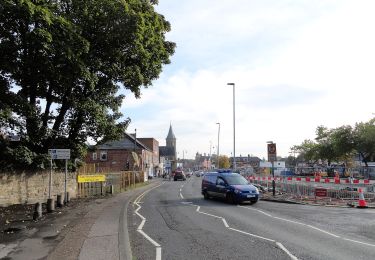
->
[121,0,375,159]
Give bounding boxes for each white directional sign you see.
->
[48,149,71,160]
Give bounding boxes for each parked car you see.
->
[174,171,186,181]
[195,172,201,177]
[201,171,259,204]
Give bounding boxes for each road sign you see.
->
[78,175,106,183]
[267,143,277,162]
[48,149,71,160]
[315,188,327,197]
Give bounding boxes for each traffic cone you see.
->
[357,188,368,208]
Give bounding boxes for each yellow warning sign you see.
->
[78,175,106,183]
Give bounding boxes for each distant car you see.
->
[174,171,186,181]
[185,172,192,178]
[195,172,201,177]
[201,171,259,204]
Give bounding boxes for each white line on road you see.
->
[276,242,299,260]
[138,219,146,230]
[343,238,375,247]
[137,230,161,247]
[134,183,164,260]
[229,227,276,242]
[272,216,305,226]
[193,204,297,259]
[197,211,222,219]
[222,218,229,228]
[156,247,162,260]
[306,225,340,238]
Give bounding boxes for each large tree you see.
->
[293,119,375,167]
[353,119,375,166]
[0,0,175,170]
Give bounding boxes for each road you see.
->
[128,176,375,260]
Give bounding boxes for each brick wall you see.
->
[0,171,77,206]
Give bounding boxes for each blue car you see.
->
[201,171,259,204]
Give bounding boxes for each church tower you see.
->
[166,124,176,158]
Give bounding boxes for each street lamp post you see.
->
[216,122,220,169]
[227,83,236,171]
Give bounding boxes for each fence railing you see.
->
[250,177,375,205]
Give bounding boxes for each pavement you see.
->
[0,178,163,260]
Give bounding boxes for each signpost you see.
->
[315,188,328,197]
[48,149,71,205]
[267,142,277,196]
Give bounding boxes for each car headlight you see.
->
[234,189,241,194]
[254,188,259,194]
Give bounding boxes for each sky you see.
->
[121,0,375,160]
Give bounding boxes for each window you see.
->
[92,152,97,161]
[100,151,107,161]
[216,178,226,186]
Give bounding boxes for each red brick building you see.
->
[85,133,159,176]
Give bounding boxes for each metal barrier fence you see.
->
[77,171,145,198]
[250,178,375,205]
[252,166,375,180]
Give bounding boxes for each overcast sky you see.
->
[121,0,375,160]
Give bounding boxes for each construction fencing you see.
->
[249,176,375,206]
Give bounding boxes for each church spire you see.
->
[166,123,176,140]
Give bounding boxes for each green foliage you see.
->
[293,119,375,165]
[0,0,175,171]
[219,155,231,169]
[353,119,375,166]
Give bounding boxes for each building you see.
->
[194,152,216,170]
[159,124,177,174]
[137,138,160,177]
[85,133,156,178]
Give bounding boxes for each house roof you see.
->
[96,132,150,151]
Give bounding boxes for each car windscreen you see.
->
[224,175,248,185]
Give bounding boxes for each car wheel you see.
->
[203,191,209,200]
[226,193,236,204]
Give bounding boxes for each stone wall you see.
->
[0,171,77,206]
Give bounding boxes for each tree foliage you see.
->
[0,0,175,171]
[219,155,230,169]
[292,119,375,166]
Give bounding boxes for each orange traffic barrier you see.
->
[357,188,368,208]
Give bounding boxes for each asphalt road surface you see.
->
[128,176,375,260]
